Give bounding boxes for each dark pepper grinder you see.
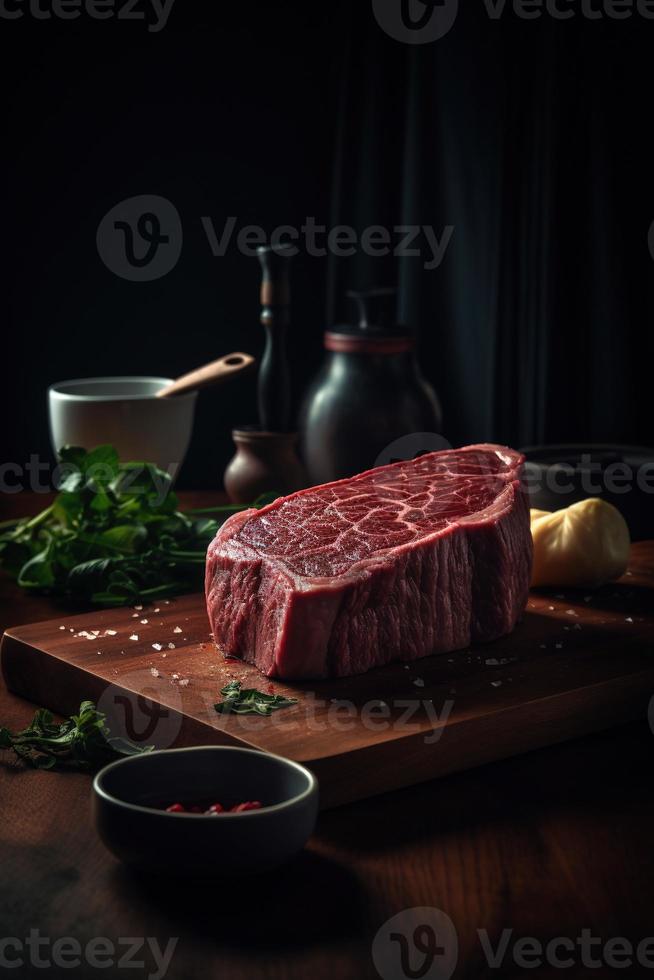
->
[257,243,293,432]
[299,288,443,484]
[223,244,307,503]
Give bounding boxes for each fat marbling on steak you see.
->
[205,444,532,679]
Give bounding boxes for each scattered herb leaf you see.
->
[0,700,152,772]
[214,680,298,716]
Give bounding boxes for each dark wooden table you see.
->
[2,494,654,979]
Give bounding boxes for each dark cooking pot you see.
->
[520,444,654,541]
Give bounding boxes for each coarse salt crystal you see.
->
[413,678,425,688]
[129,634,139,641]
[548,605,555,611]
[172,673,179,680]
[152,643,163,651]
[485,658,499,666]
[168,642,175,650]
[141,619,149,625]
[150,667,160,677]
[626,616,633,623]
[104,629,117,636]
[59,626,66,630]
[565,609,578,617]
[173,627,182,634]
[491,680,502,688]
[154,608,161,613]
[134,605,143,611]
[179,678,189,688]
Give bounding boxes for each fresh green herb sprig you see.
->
[214,680,298,716]
[0,445,275,607]
[0,700,151,771]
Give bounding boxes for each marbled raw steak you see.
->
[206,444,532,679]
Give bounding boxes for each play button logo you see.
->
[372,0,459,43]
[372,907,459,980]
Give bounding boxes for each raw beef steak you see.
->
[206,444,532,679]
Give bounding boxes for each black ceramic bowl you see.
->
[92,746,319,876]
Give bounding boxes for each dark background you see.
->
[1,0,652,490]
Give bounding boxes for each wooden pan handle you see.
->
[156,352,256,399]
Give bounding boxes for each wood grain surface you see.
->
[3,546,654,808]
[2,494,654,979]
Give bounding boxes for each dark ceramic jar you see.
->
[224,428,308,504]
[299,291,442,484]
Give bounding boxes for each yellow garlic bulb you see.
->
[530,498,630,589]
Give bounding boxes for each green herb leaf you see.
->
[0,445,270,607]
[84,445,120,474]
[100,524,148,553]
[0,700,152,772]
[16,543,56,589]
[214,680,298,716]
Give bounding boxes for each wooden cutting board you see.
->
[2,542,653,809]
